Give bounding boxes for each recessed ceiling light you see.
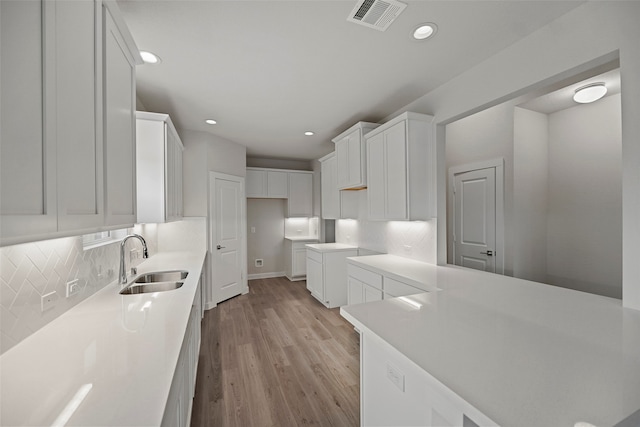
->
[412,23,437,40]
[205,119,217,125]
[140,51,161,64]
[573,83,607,104]
[304,131,314,136]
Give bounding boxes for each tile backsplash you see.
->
[334,189,437,263]
[336,218,437,263]
[0,217,206,355]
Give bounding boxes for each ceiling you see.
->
[118,0,584,161]
[519,68,621,115]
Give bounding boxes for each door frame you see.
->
[448,158,505,275]
[207,171,248,309]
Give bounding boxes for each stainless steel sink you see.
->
[119,270,189,295]
[120,281,185,295]
[133,270,188,283]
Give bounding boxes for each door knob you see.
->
[480,250,493,256]
[216,245,226,250]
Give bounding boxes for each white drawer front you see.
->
[347,263,382,290]
[306,249,323,263]
[384,277,424,298]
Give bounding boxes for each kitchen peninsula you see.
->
[341,254,640,427]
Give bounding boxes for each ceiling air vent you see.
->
[347,0,407,32]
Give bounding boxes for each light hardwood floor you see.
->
[190,277,360,426]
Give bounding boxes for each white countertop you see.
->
[284,236,319,241]
[341,254,640,427]
[0,251,206,427]
[305,243,359,252]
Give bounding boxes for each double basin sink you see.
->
[120,270,188,295]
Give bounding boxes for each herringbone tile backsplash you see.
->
[0,217,206,355]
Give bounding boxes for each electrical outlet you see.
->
[255,259,263,267]
[386,362,405,392]
[41,291,58,312]
[66,279,80,298]
[129,248,139,262]
[251,226,256,233]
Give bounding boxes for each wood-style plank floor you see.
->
[190,277,360,426]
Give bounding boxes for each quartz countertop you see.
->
[305,243,358,252]
[284,236,319,241]
[0,251,206,427]
[340,254,640,427]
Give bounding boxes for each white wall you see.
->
[546,94,622,298]
[445,102,515,274]
[247,199,285,277]
[182,130,247,217]
[386,1,640,310]
[513,107,549,283]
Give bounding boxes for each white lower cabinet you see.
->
[306,244,358,308]
[347,262,430,304]
[284,239,318,281]
[162,278,202,427]
[347,264,383,305]
[361,332,490,427]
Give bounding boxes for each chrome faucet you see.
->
[119,234,149,284]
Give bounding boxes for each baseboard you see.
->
[248,271,286,280]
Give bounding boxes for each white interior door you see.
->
[209,172,247,305]
[453,167,497,272]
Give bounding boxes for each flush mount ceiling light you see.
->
[573,82,607,104]
[205,119,217,125]
[412,23,437,40]
[140,51,161,64]
[304,131,314,136]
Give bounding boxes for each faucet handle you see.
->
[131,267,137,276]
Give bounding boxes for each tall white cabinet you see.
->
[136,112,184,224]
[365,112,434,221]
[0,0,142,246]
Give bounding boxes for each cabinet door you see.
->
[56,0,103,232]
[306,257,323,298]
[293,247,307,277]
[384,121,408,220]
[366,132,386,220]
[166,125,176,221]
[336,138,350,189]
[0,0,57,243]
[245,169,266,197]
[348,277,364,305]
[175,140,184,219]
[267,171,288,198]
[287,172,313,217]
[363,282,383,303]
[103,5,137,227]
[347,130,365,186]
[321,156,340,219]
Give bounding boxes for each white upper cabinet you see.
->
[320,153,340,219]
[136,112,184,224]
[103,1,141,227]
[287,171,313,217]
[0,0,141,246]
[332,122,380,190]
[365,112,434,221]
[319,152,359,220]
[246,168,288,198]
[1,0,57,243]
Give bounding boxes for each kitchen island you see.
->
[0,251,206,427]
[341,254,640,427]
